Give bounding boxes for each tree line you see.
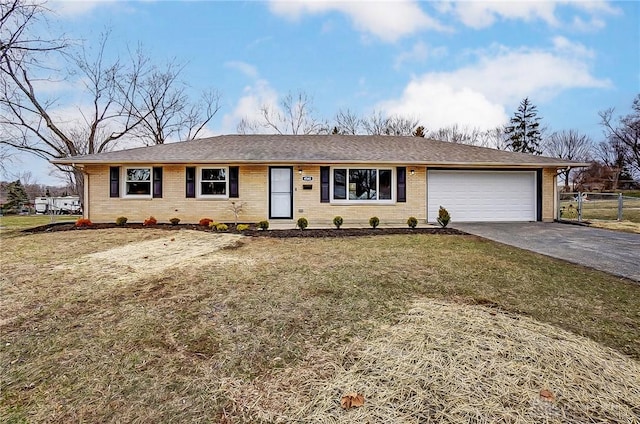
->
[1,0,638,196]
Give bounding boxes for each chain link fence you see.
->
[558,192,640,223]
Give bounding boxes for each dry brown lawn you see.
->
[588,219,640,234]
[1,228,639,423]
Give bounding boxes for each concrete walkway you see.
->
[452,222,640,282]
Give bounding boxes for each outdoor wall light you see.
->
[298,168,303,174]
[410,169,415,176]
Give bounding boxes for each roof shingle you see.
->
[51,134,588,167]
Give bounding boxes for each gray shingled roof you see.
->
[51,135,588,168]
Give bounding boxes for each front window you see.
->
[199,167,227,197]
[333,168,393,202]
[125,168,151,196]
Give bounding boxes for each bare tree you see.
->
[1,0,66,64]
[361,110,389,135]
[1,3,220,200]
[332,108,362,135]
[1,0,67,169]
[238,91,326,135]
[599,94,640,179]
[130,60,221,145]
[385,115,419,136]
[595,138,628,190]
[543,129,593,190]
[1,30,156,196]
[429,124,481,144]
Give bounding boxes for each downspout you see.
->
[83,170,90,220]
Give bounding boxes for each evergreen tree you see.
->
[413,125,426,137]
[4,180,29,213]
[504,97,543,154]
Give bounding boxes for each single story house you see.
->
[52,134,588,225]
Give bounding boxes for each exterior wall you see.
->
[84,163,557,225]
[294,166,426,226]
[542,168,557,222]
[85,164,270,224]
[84,164,426,225]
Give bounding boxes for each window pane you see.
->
[202,168,226,181]
[333,169,346,200]
[379,169,392,200]
[126,182,151,195]
[201,182,226,195]
[349,169,376,200]
[127,168,150,182]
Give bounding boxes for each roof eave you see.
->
[51,158,590,168]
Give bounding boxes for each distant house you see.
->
[51,135,588,225]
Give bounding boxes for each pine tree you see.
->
[4,180,29,213]
[504,97,542,154]
[413,125,426,137]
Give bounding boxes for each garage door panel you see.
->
[427,171,536,222]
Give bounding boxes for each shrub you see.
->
[257,220,269,230]
[369,216,380,229]
[407,216,418,228]
[208,221,219,229]
[199,218,213,227]
[437,206,450,228]
[297,217,308,230]
[75,218,93,227]
[215,223,228,232]
[169,217,180,225]
[115,216,128,226]
[333,216,343,229]
[143,216,157,226]
[236,224,250,232]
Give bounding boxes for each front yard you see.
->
[1,222,639,422]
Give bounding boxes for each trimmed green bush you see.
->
[407,216,418,228]
[169,217,180,225]
[115,216,128,226]
[257,220,269,230]
[236,224,250,232]
[215,223,228,232]
[369,216,380,229]
[297,217,308,230]
[437,206,451,228]
[333,216,343,229]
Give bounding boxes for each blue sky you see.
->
[5,0,639,185]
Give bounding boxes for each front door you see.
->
[269,167,293,219]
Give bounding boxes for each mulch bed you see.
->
[23,222,465,237]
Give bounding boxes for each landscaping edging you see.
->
[23,222,465,237]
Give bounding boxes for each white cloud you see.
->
[268,0,449,42]
[394,41,447,69]
[224,61,259,79]
[379,82,507,131]
[450,1,559,29]
[445,0,620,30]
[48,0,132,18]
[378,38,610,131]
[570,15,606,32]
[220,79,279,134]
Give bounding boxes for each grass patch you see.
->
[0,215,79,237]
[1,230,638,422]
[588,219,640,234]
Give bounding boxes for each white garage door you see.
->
[427,170,537,222]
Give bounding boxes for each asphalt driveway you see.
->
[452,222,640,282]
